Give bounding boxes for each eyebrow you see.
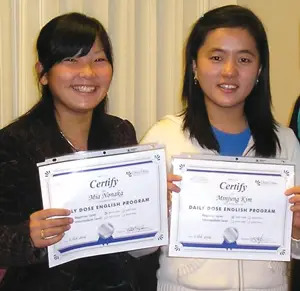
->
[208,48,257,57]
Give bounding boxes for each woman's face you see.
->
[40,38,112,115]
[193,27,261,114]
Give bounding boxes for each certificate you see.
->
[38,144,168,267]
[169,155,294,261]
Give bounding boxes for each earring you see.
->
[194,76,198,85]
[256,78,259,85]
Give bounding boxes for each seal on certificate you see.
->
[223,227,239,243]
[98,223,114,239]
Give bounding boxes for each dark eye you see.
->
[240,57,251,64]
[95,58,107,62]
[62,58,77,63]
[210,56,222,62]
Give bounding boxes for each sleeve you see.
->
[0,132,47,267]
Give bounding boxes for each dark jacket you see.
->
[0,111,158,291]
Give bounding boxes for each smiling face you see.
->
[193,27,261,115]
[40,38,112,116]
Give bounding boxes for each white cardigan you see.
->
[141,115,300,291]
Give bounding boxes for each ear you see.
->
[35,61,48,85]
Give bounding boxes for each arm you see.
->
[0,145,46,267]
[0,128,72,266]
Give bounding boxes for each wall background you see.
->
[0,0,299,139]
[238,0,300,126]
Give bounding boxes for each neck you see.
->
[206,101,247,134]
[55,110,93,151]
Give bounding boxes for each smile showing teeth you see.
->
[219,84,238,89]
[72,85,96,93]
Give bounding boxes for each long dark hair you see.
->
[182,5,280,157]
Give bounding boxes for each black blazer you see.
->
[0,112,157,291]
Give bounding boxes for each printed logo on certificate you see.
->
[169,155,294,261]
[38,144,168,267]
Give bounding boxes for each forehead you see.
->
[199,27,258,53]
[90,37,103,51]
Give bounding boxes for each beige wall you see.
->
[238,0,300,126]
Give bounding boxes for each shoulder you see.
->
[276,124,298,145]
[0,116,48,162]
[0,113,47,139]
[275,124,300,163]
[0,118,30,149]
[140,114,184,144]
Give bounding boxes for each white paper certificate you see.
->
[38,144,168,267]
[169,155,295,261]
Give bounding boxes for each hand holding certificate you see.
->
[169,155,295,261]
[38,144,168,267]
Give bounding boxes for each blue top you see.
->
[212,126,251,156]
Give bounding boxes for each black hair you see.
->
[182,5,280,157]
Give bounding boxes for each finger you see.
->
[30,208,71,220]
[167,174,182,183]
[288,196,300,203]
[290,205,300,212]
[41,217,73,230]
[34,233,65,248]
[285,186,300,196]
[42,225,71,238]
[167,182,181,193]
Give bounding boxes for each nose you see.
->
[79,63,95,78]
[222,60,237,78]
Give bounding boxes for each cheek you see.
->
[197,69,217,86]
[240,71,258,90]
[96,66,113,84]
[48,72,72,88]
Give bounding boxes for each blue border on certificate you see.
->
[58,231,158,253]
[181,242,279,251]
[187,168,281,177]
[53,160,153,177]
